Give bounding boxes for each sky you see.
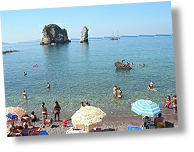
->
[0,0,194,152]
[0,1,173,43]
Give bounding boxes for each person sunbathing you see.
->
[30,111,38,122]
[21,114,33,127]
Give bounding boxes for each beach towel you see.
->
[6,113,18,120]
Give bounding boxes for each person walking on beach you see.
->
[165,95,171,108]
[113,85,117,97]
[172,94,177,113]
[53,101,61,121]
[41,102,47,124]
[22,90,28,99]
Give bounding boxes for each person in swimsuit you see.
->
[81,101,85,107]
[113,85,117,97]
[22,90,28,99]
[30,111,38,122]
[165,95,171,108]
[41,102,47,124]
[85,102,90,106]
[53,101,61,121]
[172,94,177,113]
[21,114,33,127]
[117,87,122,99]
[46,82,50,89]
[149,80,153,89]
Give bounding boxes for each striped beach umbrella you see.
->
[131,99,161,117]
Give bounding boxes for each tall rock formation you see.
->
[40,24,71,45]
[80,26,89,43]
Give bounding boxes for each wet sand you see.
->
[10,112,178,136]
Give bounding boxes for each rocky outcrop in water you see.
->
[80,26,89,43]
[2,50,20,54]
[40,24,71,45]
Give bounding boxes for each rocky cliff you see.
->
[40,24,71,45]
[80,26,89,43]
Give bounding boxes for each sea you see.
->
[2,36,176,118]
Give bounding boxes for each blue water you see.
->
[2,36,176,117]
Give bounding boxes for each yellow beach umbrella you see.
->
[71,106,107,131]
[6,107,27,121]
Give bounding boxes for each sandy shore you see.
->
[10,112,177,136]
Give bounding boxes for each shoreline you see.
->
[7,111,178,135]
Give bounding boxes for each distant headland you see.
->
[2,50,20,54]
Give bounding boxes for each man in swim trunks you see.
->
[23,72,27,76]
[113,85,117,96]
[41,102,47,124]
[22,90,27,99]
[172,94,177,113]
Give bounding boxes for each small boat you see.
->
[110,31,120,40]
[115,59,132,70]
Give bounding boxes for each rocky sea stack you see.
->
[40,24,71,45]
[80,26,89,43]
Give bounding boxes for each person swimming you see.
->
[23,72,27,76]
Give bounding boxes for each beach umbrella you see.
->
[131,99,161,117]
[6,107,27,121]
[71,106,107,131]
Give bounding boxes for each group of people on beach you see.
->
[165,94,177,113]
[113,85,122,99]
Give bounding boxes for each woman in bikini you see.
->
[53,101,61,121]
[41,102,47,124]
[165,95,171,108]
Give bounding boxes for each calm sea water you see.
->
[2,36,176,117]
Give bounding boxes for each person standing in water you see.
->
[117,87,122,99]
[172,94,177,113]
[53,101,61,121]
[22,90,27,99]
[46,82,50,89]
[41,102,47,124]
[165,95,171,108]
[113,85,117,97]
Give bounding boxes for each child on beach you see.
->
[165,95,171,108]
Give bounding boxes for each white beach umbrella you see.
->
[71,106,107,131]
